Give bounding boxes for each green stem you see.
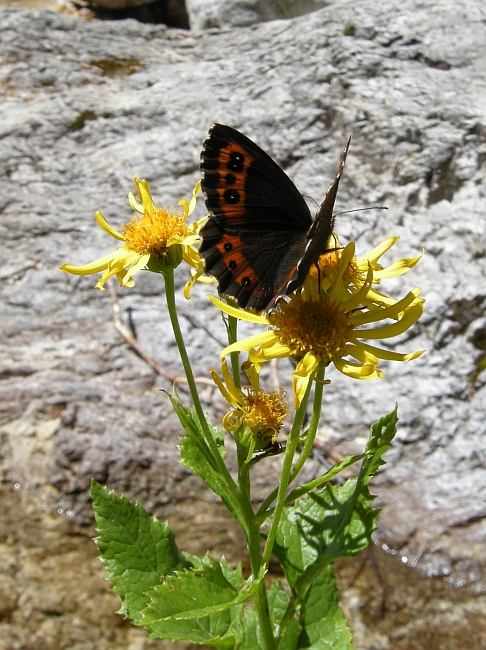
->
[255,583,276,650]
[226,313,241,390]
[261,379,313,569]
[237,448,276,649]
[287,365,325,483]
[255,366,325,525]
[162,269,239,500]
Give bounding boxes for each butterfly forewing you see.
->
[199,123,350,313]
[201,124,312,231]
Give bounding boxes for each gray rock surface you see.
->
[0,0,485,647]
[186,0,281,29]
[185,0,328,29]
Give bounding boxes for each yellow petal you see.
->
[352,288,422,326]
[346,343,379,365]
[221,358,239,397]
[343,264,373,311]
[115,269,135,288]
[182,246,204,271]
[373,250,424,279]
[363,287,399,308]
[358,302,424,340]
[184,269,203,300]
[167,232,197,247]
[133,177,156,215]
[179,181,201,218]
[95,211,126,241]
[122,253,150,283]
[244,361,261,391]
[222,331,276,356]
[93,250,143,290]
[209,295,269,324]
[329,242,355,300]
[60,248,130,276]
[359,341,426,361]
[292,352,319,408]
[193,216,209,232]
[294,351,320,378]
[210,363,241,409]
[356,237,399,266]
[334,357,384,379]
[128,190,144,214]
[249,343,292,362]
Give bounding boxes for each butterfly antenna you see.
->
[304,195,320,208]
[333,206,388,217]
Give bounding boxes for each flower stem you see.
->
[254,367,325,525]
[261,379,313,569]
[162,269,238,497]
[226,313,241,390]
[237,449,276,649]
[164,271,276,645]
[288,365,325,483]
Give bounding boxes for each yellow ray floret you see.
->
[60,179,204,289]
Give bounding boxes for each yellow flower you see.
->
[210,359,288,456]
[60,178,204,290]
[210,240,425,408]
[308,234,423,311]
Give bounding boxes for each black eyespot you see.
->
[227,151,244,173]
[225,173,236,185]
[229,260,237,270]
[242,276,251,287]
[224,189,240,204]
[224,242,232,251]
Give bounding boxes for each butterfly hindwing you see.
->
[200,217,308,310]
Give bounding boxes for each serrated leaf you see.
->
[140,555,258,646]
[274,408,397,593]
[240,606,260,649]
[91,481,188,624]
[297,563,353,649]
[170,395,244,528]
[219,556,246,590]
[362,405,398,475]
[268,581,301,650]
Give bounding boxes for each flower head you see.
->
[60,178,204,290]
[210,239,425,407]
[211,359,288,458]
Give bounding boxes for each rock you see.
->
[64,0,190,27]
[186,0,329,30]
[0,1,485,647]
[186,0,282,29]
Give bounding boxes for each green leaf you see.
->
[140,555,259,646]
[240,605,260,649]
[362,405,398,475]
[238,581,302,650]
[268,581,301,650]
[297,563,353,649]
[285,452,367,504]
[91,481,188,625]
[170,394,244,528]
[274,408,397,592]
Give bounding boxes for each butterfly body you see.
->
[199,124,350,314]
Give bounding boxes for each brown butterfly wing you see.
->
[200,124,312,311]
[265,136,351,314]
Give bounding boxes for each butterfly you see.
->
[199,123,350,314]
